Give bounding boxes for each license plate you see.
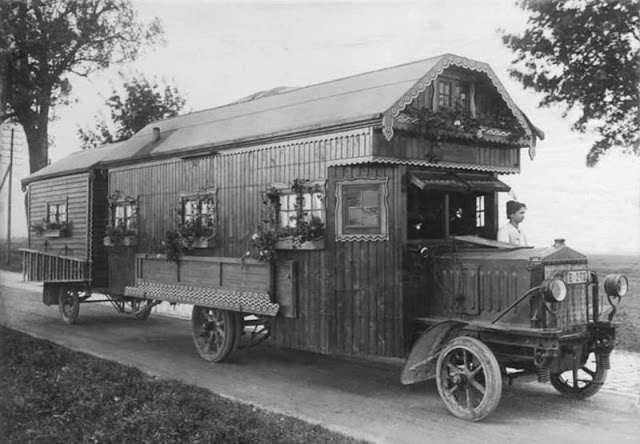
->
[564,270,588,285]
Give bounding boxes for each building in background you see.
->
[0,123,29,239]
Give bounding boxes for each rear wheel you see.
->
[58,285,80,325]
[191,306,238,362]
[550,351,607,399]
[436,336,502,421]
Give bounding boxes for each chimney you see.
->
[152,127,160,143]
[553,239,565,248]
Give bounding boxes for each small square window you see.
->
[335,178,389,241]
[180,192,217,238]
[47,203,67,225]
[276,189,325,229]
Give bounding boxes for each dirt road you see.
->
[1,274,639,444]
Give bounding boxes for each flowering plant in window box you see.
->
[250,179,326,261]
[103,223,137,247]
[31,219,70,238]
[402,105,526,144]
[163,206,217,262]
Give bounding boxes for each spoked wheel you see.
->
[191,306,238,362]
[130,298,154,320]
[550,351,607,399]
[436,336,502,421]
[58,284,80,325]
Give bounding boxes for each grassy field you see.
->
[587,254,640,353]
[0,237,26,273]
[0,326,366,444]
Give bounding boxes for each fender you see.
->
[400,320,467,385]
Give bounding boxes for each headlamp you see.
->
[541,276,567,302]
[603,274,628,297]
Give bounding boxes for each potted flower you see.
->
[31,218,70,238]
[104,222,138,247]
[177,216,216,249]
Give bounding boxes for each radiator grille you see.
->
[545,263,588,329]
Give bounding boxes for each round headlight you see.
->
[541,277,567,302]
[604,274,629,297]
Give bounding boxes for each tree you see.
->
[501,0,639,166]
[78,73,186,149]
[0,0,164,173]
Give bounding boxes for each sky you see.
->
[4,0,640,255]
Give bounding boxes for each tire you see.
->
[191,306,238,363]
[550,351,607,399]
[58,284,80,325]
[436,336,502,421]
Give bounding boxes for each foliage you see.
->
[403,105,526,143]
[0,0,164,172]
[0,326,366,444]
[78,72,186,149]
[501,0,640,166]
[250,179,325,262]
[30,218,69,236]
[163,196,217,262]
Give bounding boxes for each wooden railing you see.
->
[20,248,91,282]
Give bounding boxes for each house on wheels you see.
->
[22,53,630,421]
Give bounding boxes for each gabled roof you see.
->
[24,53,542,185]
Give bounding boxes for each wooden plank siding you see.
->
[372,130,520,170]
[107,128,372,354]
[28,173,90,261]
[326,164,405,358]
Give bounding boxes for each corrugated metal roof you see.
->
[22,140,128,185]
[24,53,539,183]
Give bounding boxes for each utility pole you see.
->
[6,128,14,265]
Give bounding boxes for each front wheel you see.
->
[550,351,607,399]
[191,306,238,362]
[436,336,502,421]
[58,285,80,325]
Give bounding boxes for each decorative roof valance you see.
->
[381,54,543,160]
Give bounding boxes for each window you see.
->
[476,195,485,228]
[438,80,452,109]
[437,78,470,111]
[113,202,137,232]
[278,191,324,228]
[180,191,217,238]
[107,192,139,237]
[335,178,389,241]
[344,186,381,231]
[47,202,67,225]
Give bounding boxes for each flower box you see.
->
[275,236,325,250]
[104,235,137,247]
[44,229,65,238]
[190,237,215,249]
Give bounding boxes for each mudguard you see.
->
[400,320,466,385]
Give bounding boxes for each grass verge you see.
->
[0,326,367,444]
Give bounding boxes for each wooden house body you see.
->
[22,53,544,359]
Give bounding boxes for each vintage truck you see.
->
[21,53,630,420]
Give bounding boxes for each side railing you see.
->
[125,254,297,318]
[20,248,91,282]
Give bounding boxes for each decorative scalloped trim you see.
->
[381,54,535,156]
[124,281,280,316]
[327,156,520,174]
